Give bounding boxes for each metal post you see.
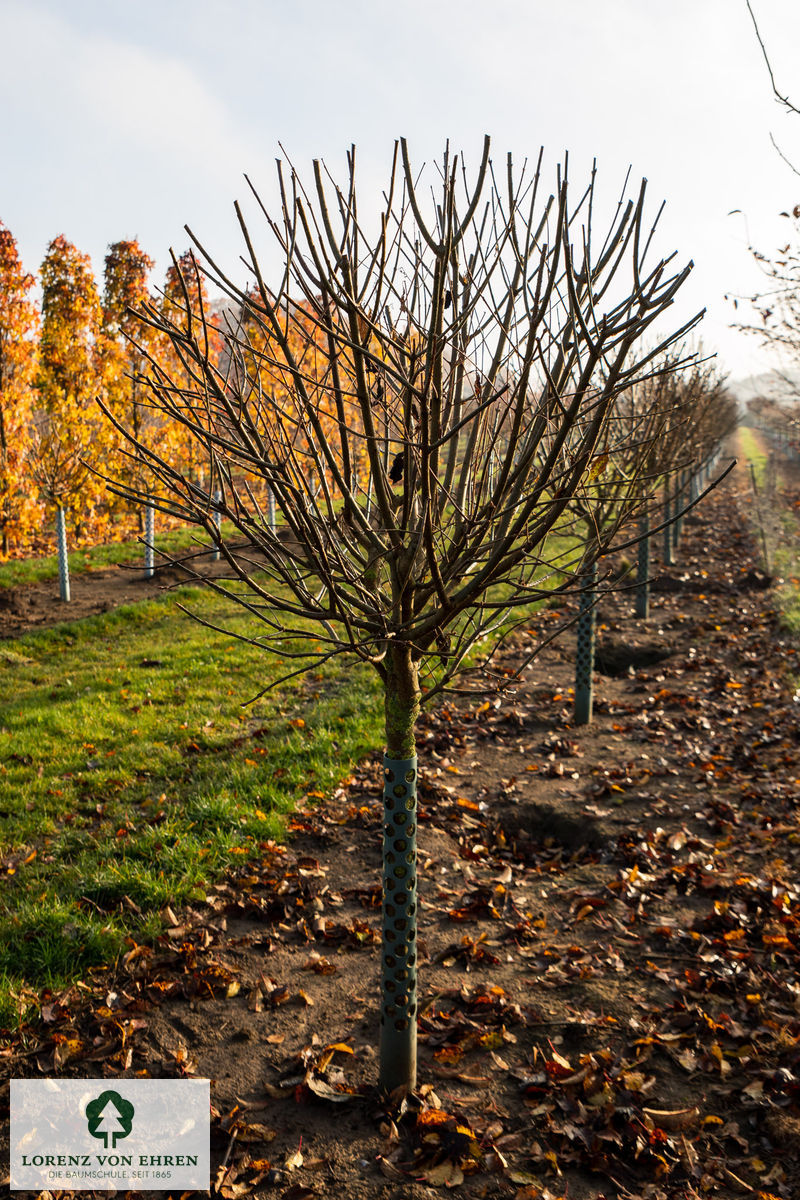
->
[635,512,649,620]
[663,487,673,567]
[365,474,373,525]
[55,506,70,603]
[574,561,597,726]
[212,489,222,561]
[672,472,681,550]
[379,754,418,1094]
[144,502,155,578]
[267,487,276,534]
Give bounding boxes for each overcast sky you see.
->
[3,0,800,380]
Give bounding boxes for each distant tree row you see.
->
[0,222,218,559]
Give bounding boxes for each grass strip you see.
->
[0,585,382,1026]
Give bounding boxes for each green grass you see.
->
[0,513,581,1030]
[0,586,383,1027]
[734,426,800,641]
[737,426,769,489]
[0,521,228,590]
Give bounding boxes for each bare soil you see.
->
[3,456,800,1200]
[0,550,234,641]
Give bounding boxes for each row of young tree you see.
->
[0,224,215,559]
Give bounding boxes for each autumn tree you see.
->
[32,235,102,598]
[100,238,155,484]
[101,140,703,1094]
[99,239,168,565]
[0,222,40,556]
[158,249,224,491]
[738,4,800,392]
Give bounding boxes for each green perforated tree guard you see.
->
[56,505,70,603]
[674,470,685,546]
[574,562,597,726]
[212,489,222,561]
[144,502,155,578]
[635,513,649,619]
[379,754,418,1094]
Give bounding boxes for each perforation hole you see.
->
[385,851,396,865]
[385,980,396,993]
[405,769,416,783]
[394,918,407,932]
[405,797,415,811]
[384,954,396,968]
[393,866,407,880]
[385,879,395,892]
[395,968,408,982]
[395,943,408,956]
[395,813,407,826]
[385,1003,396,1017]
[385,929,396,942]
[395,892,407,906]
[406,822,416,836]
[384,768,394,783]
[394,1018,409,1031]
[393,784,407,799]
[385,903,396,917]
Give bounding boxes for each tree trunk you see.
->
[379,643,421,1096]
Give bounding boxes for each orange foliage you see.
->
[32,235,104,534]
[0,221,40,556]
[158,250,224,491]
[99,239,160,515]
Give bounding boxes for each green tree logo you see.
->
[86,1090,135,1149]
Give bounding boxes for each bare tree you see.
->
[100,138,703,1095]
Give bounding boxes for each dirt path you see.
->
[0,549,238,641]
[3,461,800,1199]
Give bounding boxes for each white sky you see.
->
[3,0,800,380]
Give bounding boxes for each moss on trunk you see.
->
[383,643,420,758]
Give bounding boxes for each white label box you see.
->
[10,1079,210,1191]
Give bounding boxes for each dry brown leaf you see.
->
[642,1106,700,1131]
